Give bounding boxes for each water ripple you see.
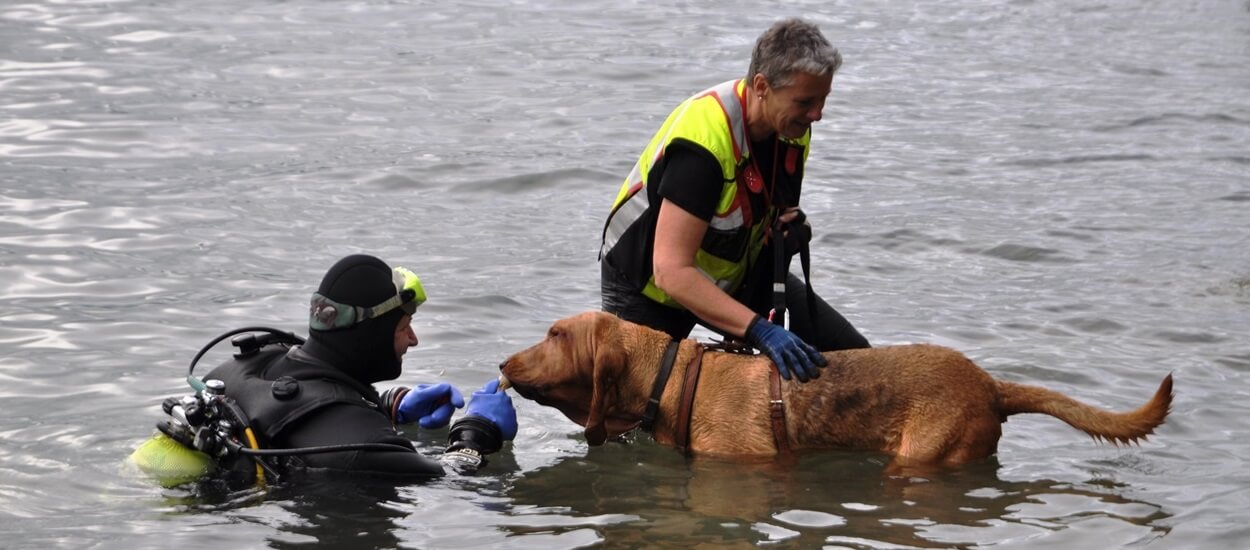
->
[976,243,1077,264]
[1006,154,1157,167]
[1094,112,1250,132]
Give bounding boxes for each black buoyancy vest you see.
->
[203,344,382,444]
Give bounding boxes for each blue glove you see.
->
[398,382,465,429]
[745,315,827,382]
[464,378,518,441]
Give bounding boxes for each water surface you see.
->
[2,0,1248,548]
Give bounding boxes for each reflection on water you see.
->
[505,441,1170,548]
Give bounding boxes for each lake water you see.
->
[2,0,1248,548]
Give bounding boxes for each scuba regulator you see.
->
[133,327,306,488]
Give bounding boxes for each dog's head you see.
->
[499,311,636,445]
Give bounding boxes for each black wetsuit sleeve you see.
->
[279,404,447,478]
[655,140,725,221]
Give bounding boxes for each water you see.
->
[2,0,1247,547]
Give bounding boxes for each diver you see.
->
[132,254,517,486]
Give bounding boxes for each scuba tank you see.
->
[126,432,215,489]
[128,327,303,488]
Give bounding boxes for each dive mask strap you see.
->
[309,266,427,331]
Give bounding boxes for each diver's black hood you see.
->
[302,254,404,385]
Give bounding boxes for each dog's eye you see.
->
[548,328,562,339]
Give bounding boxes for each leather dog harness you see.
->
[641,340,790,454]
[767,363,791,454]
[673,344,705,453]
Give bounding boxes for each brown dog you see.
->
[499,311,1173,468]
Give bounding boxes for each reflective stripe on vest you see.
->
[601,80,748,256]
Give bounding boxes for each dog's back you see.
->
[772,343,1172,466]
[769,344,1000,459]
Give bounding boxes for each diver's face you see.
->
[394,314,418,361]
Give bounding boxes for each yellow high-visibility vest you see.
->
[601,79,811,308]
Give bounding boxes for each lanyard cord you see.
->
[738,85,783,211]
[738,87,816,330]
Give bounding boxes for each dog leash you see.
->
[768,212,818,331]
[640,339,680,434]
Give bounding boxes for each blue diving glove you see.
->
[464,378,518,441]
[397,382,465,429]
[745,315,827,383]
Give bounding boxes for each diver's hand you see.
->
[446,379,519,458]
[397,382,465,428]
[464,379,518,440]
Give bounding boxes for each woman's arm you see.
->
[652,198,757,338]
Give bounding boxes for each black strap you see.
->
[674,344,706,454]
[798,229,818,330]
[771,217,788,326]
[770,215,819,334]
[640,339,680,433]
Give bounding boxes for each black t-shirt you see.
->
[655,140,723,220]
[655,136,799,221]
[603,133,804,294]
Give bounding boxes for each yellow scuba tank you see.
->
[126,431,216,488]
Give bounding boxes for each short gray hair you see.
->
[746,18,842,89]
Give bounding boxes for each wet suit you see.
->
[204,341,450,478]
[203,254,499,480]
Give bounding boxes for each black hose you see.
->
[187,327,305,377]
[236,442,416,456]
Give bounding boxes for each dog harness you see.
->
[673,344,706,454]
[642,340,791,454]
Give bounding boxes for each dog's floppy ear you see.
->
[584,314,627,446]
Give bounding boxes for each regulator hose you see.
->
[235,442,417,456]
[187,326,305,378]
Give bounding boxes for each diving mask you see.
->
[309,267,426,330]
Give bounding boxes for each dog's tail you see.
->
[996,374,1173,445]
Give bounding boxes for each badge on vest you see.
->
[744,162,764,193]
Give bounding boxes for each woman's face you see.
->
[763,71,833,140]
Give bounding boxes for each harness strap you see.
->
[674,344,706,454]
[646,342,789,455]
[768,365,791,454]
[641,339,680,433]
